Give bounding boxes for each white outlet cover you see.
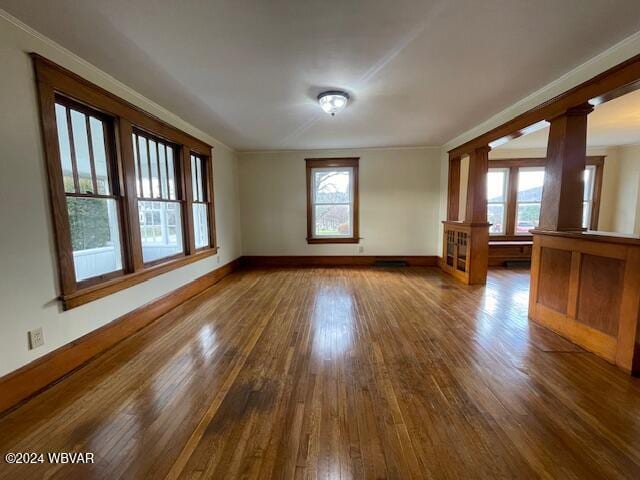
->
[28,327,45,350]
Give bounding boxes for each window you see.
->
[34,55,217,309]
[515,167,545,234]
[583,165,596,229]
[306,158,359,243]
[190,153,211,250]
[54,99,124,284]
[487,169,509,235]
[133,131,184,263]
[487,157,604,238]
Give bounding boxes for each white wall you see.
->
[0,13,242,376]
[238,148,442,256]
[611,145,640,234]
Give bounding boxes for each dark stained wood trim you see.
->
[62,247,219,310]
[0,257,242,415]
[182,148,196,255]
[35,79,77,295]
[242,256,439,268]
[32,54,212,154]
[488,156,605,236]
[305,157,360,244]
[118,119,144,271]
[449,52,640,158]
[33,54,219,309]
[447,155,461,221]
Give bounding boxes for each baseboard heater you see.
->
[374,259,408,267]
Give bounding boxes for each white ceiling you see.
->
[3,0,640,151]
[496,88,640,150]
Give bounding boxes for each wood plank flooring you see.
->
[1,266,640,479]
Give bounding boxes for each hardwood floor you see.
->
[1,266,640,479]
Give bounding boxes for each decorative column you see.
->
[465,146,490,224]
[441,145,491,285]
[538,103,594,231]
[447,155,461,221]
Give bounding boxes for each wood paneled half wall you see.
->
[529,231,640,373]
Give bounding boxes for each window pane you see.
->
[70,110,94,193]
[159,145,168,199]
[196,157,203,202]
[583,202,590,229]
[149,140,160,198]
[133,134,141,196]
[488,204,505,234]
[138,200,184,262]
[516,203,540,234]
[314,169,351,204]
[517,169,545,202]
[314,204,351,236]
[54,104,75,193]
[191,155,198,202]
[67,197,122,281]
[167,147,176,200]
[89,117,110,195]
[584,166,595,201]
[487,170,507,202]
[193,203,209,249]
[138,136,151,198]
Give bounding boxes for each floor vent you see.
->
[374,259,408,267]
[505,260,531,268]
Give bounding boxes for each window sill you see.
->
[306,237,360,244]
[61,247,219,310]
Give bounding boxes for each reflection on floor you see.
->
[1,266,639,479]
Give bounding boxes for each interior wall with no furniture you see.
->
[0,13,242,376]
[238,148,442,256]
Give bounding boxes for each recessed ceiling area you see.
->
[495,88,640,150]
[3,0,640,151]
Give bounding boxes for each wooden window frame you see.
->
[305,158,360,244]
[488,156,604,240]
[33,54,217,310]
[189,152,217,252]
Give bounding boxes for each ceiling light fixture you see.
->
[318,90,349,116]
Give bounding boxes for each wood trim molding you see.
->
[447,155,461,221]
[242,256,439,268]
[305,157,360,244]
[448,52,640,158]
[32,54,219,310]
[0,257,242,415]
[62,248,219,309]
[487,156,605,237]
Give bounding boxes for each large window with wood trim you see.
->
[133,130,184,264]
[305,158,359,244]
[34,55,217,309]
[487,157,604,237]
[54,98,125,284]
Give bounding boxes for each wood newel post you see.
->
[538,102,594,231]
[447,155,461,221]
[465,145,491,224]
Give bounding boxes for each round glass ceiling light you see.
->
[318,90,349,116]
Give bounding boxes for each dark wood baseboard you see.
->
[242,255,439,268]
[0,257,242,415]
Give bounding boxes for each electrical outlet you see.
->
[28,327,45,350]
[358,246,364,254]
[216,255,221,264]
